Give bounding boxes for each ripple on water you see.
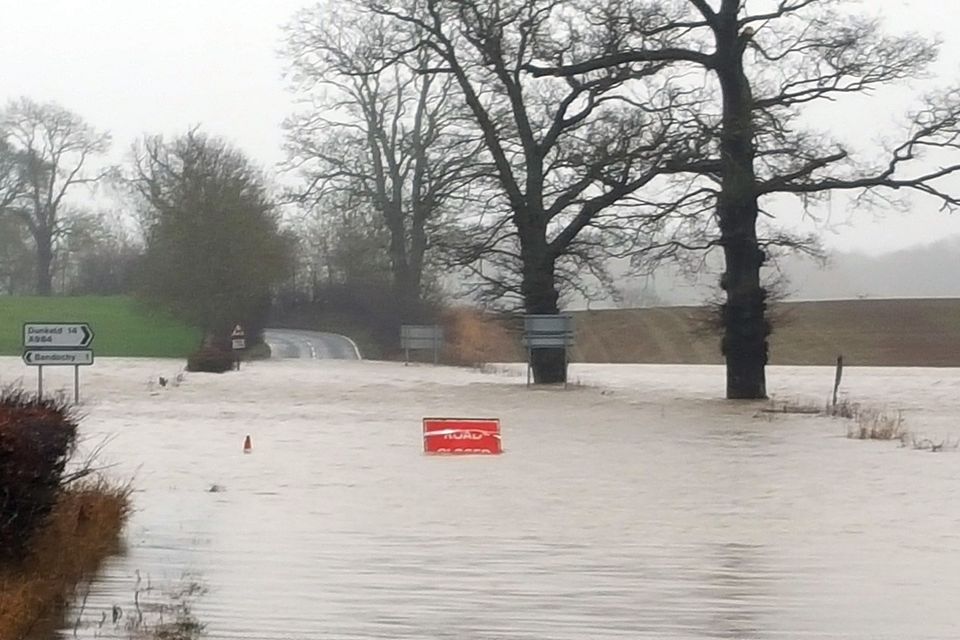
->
[39,360,960,640]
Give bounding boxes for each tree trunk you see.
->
[720,234,768,399]
[35,233,53,296]
[521,240,566,384]
[393,264,421,322]
[386,208,422,321]
[716,23,768,399]
[399,216,428,323]
[409,207,427,304]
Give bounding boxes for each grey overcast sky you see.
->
[3,0,960,255]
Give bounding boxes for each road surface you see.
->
[263,329,361,360]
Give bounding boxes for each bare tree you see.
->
[529,0,960,398]
[0,215,33,294]
[283,6,483,317]
[0,134,25,214]
[0,134,30,293]
[289,189,394,296]
[367,0,711,382]
[1,98,111,295]
[60,211,143,295]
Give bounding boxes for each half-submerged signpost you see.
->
[522,314,575,388]
[22,322,95,402]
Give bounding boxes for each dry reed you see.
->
[441,307,521,367]
[0,479,131,639]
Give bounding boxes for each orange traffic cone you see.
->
[243,435,252,454]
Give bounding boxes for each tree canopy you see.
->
[132,129,293,342]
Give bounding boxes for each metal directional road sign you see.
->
[23,349,94,366]
[21,321,96,402]
[23,323,95,348]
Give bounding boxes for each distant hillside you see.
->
[566,298,960,367]
[584,234,960,308]
[783,236,960,300]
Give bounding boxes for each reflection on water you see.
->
[696,543,771,639]
[31,359,960,639]
[64,571,205,639]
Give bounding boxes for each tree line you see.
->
[0,102,292,351]
[3,0,960,398]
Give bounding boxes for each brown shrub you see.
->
[0,480,131,639]
[0,389,79,563]
[441,308,522,367]
[186,345,235,373]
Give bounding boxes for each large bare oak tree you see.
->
[368,0,712,382]
[530,0,960,397]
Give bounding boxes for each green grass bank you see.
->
[0,296,200,357]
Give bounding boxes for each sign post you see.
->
[22,323,96,402]
[231,324,246,371]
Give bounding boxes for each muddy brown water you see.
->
[21,358,959,639]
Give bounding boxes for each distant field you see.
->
[569,298,960,367]
[0,296,201,357]
[13,296,953,365]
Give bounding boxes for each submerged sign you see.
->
[423,418,502,455]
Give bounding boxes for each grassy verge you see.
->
[0,296,201,357]
[0,480,131,639]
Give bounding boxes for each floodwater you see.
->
[6,358,960,639]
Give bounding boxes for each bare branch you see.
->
[0,97,111,294]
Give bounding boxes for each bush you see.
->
[186,345,235,373]
[0,480,131,638]
[846,408,906,441]
[0,388,79,564]
[828,399,909,441]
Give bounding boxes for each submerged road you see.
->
[263,328,361,360]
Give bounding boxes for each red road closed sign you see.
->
[423,418,502,455]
